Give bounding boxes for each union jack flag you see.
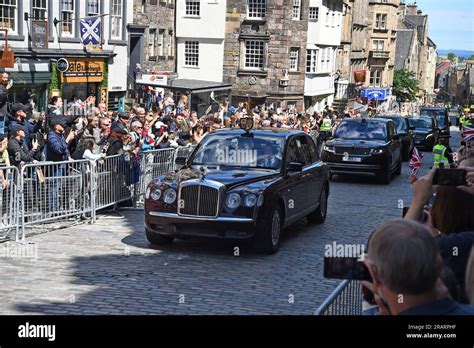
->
[462,125,474,143]
[409,147,424,175]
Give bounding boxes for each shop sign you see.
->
[31,20,48,49]
[57,58,69,73]
[61,58,105,83]
[136,73,168,86]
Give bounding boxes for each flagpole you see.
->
[53,13,110,28]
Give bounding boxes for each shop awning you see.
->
[136,78,232,94]
[5,59,51,85]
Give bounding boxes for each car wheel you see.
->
[307,185,328,224]
[146,228,174,245]
[378,160,391,185]
[255,206,282,254]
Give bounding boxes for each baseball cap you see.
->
[118,112,130,120]
[50,118,67,128]
[11,103,27,114]
[10,124,25,134]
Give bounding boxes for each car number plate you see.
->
[343,156,362,162]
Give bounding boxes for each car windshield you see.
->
[420,109,446,127]
[409,118,432,129]
[334,120,387,141]
[191,134,285,169]
[385,117,407,133]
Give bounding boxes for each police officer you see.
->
[319,113,333,141]
[433,135,454,169]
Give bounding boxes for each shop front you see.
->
[5,59,51,111]
[59,58,107,105]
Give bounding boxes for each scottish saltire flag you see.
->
[80,17,102,46]
[462,125,474,143]
[409,147,424,175]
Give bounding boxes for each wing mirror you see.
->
[392,134,401,141]
[287,162,303,172]
[409,126,416,131]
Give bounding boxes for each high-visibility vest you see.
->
[320,118,332,132]
[433,144,449,168]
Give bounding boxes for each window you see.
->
[111,0,122,39]
[149,29,156,57]
[372,39,384,51]
[370,69,382,87]
[158,29,164,56]
[61,0,74,36]
[32,0,47,20]
[292,0,301,20]
[185,1,200,16]
[306,49,318,73]
[375,13,387,30]
[0,0,16,32]
[308,7,319,21]
[141,0,146,13]
[247,0,266,19]
[168,30,174,56]
[185,41,199,67]
[87,0,100,16]
[289,48,299,72]
[244,40,265,70]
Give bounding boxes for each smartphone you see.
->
[402,206,429,222]
[433,168,468,186]
[323,256,371,281]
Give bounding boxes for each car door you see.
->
[387,122,401,169]
[302,135,324,209]
[282,136,313,222]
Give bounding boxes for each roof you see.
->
[404,15,427,41]
[136,78,232,93]
[214,127,304,139]
[395,30,415,70]
[427,37,437,48]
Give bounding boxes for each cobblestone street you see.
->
[0,125,461,315]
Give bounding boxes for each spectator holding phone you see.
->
[362,219,474,315]
[405,167,474,303]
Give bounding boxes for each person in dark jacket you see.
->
[7,124,39,167]
[47,118,75,213]
[47,118,74,162]
[106,123,128,156]
[7,103,37,149]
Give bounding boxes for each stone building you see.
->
[130,0,176,79]
[335,0,369,102]
[364,0,400,95]
[223,0,309,110]
[397,2,437,101]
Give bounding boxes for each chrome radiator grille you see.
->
[178,180,222,217]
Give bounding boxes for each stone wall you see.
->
[223,0,308,108]
[133,0,175,72]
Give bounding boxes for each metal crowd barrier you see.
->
[314,280,363,315]
[0,166,20,241]
[0,145,198,242]
[20,160,93,241]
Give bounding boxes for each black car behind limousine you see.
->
[144,126,330,254]
[321,118,402,184]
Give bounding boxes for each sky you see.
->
[413,0,474,51]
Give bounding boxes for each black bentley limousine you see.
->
[144,121,330,254]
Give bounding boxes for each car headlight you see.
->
[145,187,151,199]
[225,193,241,210]
[371,148,385,155]
[151,188,162,201]
[323,145,335,153]
[163,188,177,204]
[244,194,258,208]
